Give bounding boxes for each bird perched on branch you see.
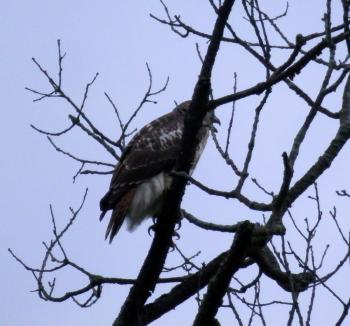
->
[99,101,219,242]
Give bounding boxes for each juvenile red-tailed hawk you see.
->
[100,101,218,242]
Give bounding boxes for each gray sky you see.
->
[2,1,350,325]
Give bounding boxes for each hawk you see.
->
[99,101,218,242]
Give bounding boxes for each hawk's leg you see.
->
[147,216,181,248]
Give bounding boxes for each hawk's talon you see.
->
[172,230,180,240]
[148,224,156,237]
[175,219,182,231]
[147,220,180,248]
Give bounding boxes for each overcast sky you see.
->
[2,1,350,325]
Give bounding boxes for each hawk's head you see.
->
[175,100,220,127]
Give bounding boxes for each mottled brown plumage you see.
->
[100,101,215,242]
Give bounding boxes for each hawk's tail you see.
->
[99,210,107,221]
[105,188,136,243]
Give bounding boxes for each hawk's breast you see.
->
[126,171,172,230]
